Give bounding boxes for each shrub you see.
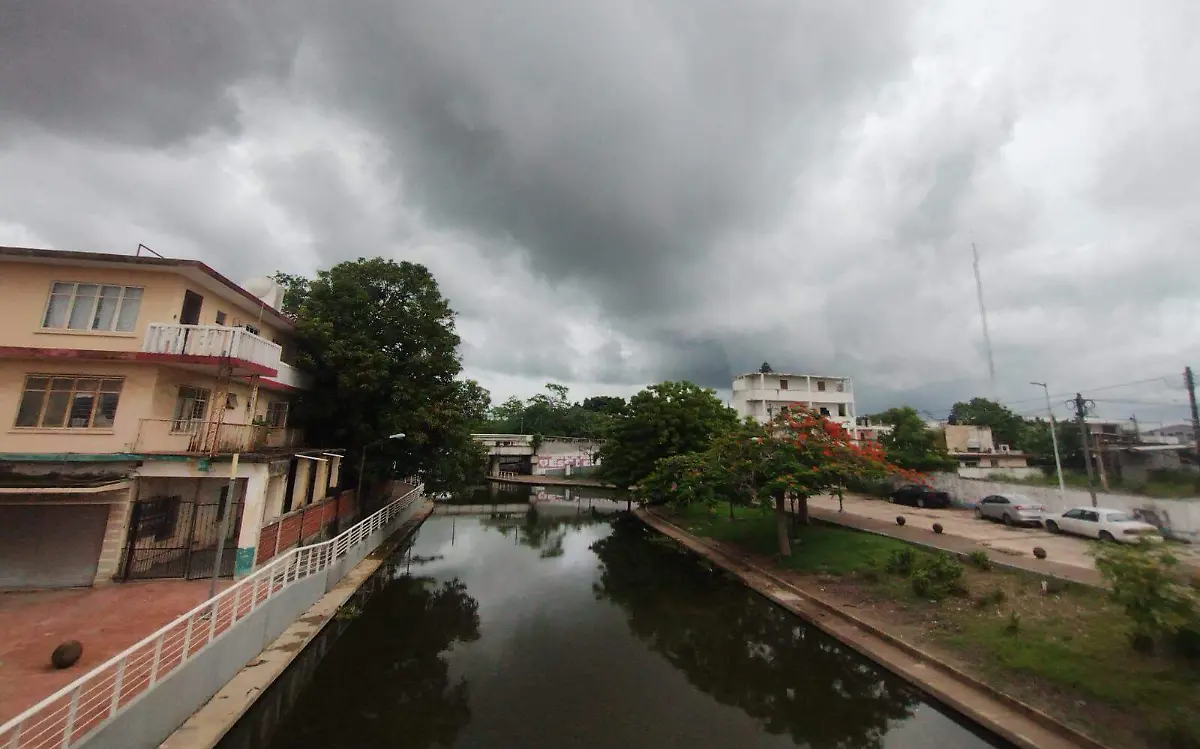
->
[967,550,992,570]
[1094,541,1199,651]
[1005,611,1022,635]
[910,552,965,601]
[932,523,944,534]
[1033,547,1047,560]
[896,515,906,526]
[886,547,920,576]
[975,588,1007,608]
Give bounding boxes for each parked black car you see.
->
[888,484,952,509]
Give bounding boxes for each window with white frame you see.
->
[14,375,124,429]
[267,400,289,428]
[42,282,143,332]
[171,386,211,432]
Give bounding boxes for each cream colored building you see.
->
[731,371,856,428]
[943,424,1039,479]
[0,247,343,590]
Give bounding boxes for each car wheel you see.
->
[917,498,926,508]
[1099,530,1115,542]
[974,507,983,519]
[1003,513,1013,527]
[1046,520,1059,534]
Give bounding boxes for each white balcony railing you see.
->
[142,324,282,373]
[265,361,312,390]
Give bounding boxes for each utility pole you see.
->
[971,242,996,397]
[1069,394,1098,507]
[1031,382,1065,505]
[1186,367,1200,460]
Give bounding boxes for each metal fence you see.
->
[0,485,424,749]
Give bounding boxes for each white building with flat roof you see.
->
[731,372,855,427]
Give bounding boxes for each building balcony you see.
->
[264,360,313,391]
[141,323,282,376]
[132,419,303,455]
[739,388,854,404]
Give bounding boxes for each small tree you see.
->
[877,407,957,472]
[1094,542,1198,651]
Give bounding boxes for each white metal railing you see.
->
[132,419,300,454]
[0,485,424,749]
[142,324,282,372]
[265,361,312,390]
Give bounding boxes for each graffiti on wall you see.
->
[536,455,594,469]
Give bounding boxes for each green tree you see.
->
[876,407,957,472]
[271,271,310,317]
[597,381,740,491]
[1018,418,1085,471]
[948,397,1025,448]
[291,257,483,494]
[581,395,627,416]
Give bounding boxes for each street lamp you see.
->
[358,433,406,510]
[1030,383,1066,504]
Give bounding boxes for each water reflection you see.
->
[265,574,481,749]
[592,517,919,749]
[251,514,1002,749]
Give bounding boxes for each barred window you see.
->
[171,386,211,432]
[14,375,123,429]
[42,282,143,332]
[267,401,289,428]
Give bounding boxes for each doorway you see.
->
[122,489,243,580]
[180,290,204,325]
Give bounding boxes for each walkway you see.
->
[805,495,1104,586]
[0,579,225,722]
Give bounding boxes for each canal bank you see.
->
[635,508,1104,749]
[215,501,1012,749]
[159,500,435,749]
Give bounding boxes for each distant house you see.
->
[943,425,1039,479]
[1142,423,1196,444]
[853,417,892,444]
[731,371,856,428]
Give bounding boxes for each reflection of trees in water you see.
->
[591,517,918,749]
[479,508,607,558]
[267,576,481,749]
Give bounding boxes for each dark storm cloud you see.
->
[0,1,299,147]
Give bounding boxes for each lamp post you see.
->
[1030,382,1065,505]
[357,433,405,512]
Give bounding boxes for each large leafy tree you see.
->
[948,397,1026,448]
[481,383,613,438]
[289,258,486,493]
[875,407,957,472]
[597,381,740,490]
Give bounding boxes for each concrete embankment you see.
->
[636,509,1107,749]
[159,501,435,749]
[489,474,617,489]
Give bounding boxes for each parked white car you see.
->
[1043,507,1163,544]
[974,493,1047,527]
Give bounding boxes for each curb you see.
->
[638,509,1110,749]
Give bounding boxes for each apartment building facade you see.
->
[731,371,856,427]
[0,247,343,590]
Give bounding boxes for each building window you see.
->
[42,282,143,332]
[242,324,261,336]
[817,380,826,392]
[819,407,831,417]
[215,311,227,325]
[837,404,846,417]
[779,379,788,390]
[172,386,211,431]
[267,401,289,428]
[14,375,123,429]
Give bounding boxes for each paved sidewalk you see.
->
[805,499,1105,586]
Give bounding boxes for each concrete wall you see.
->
[957,465,1044,480]
[81,493,422,749]
[930,472,1200,541]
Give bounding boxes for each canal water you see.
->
[235,486,1007,749]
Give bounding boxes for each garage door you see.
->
[0,504,109,589]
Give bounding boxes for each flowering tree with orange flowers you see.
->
[753,407,926,556]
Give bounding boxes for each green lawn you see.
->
[670,502,910,575]
[665,501,1200,748]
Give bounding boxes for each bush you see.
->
[1094,541,1199,650]
[886,547,920,576]
[975,588,1007,609]
[1005,611,1022,635]
[910,552,965,601]
[932,523,944,534]
[967,550,992,570]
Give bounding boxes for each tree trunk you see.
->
[774,490,791,557]
[728,496,735,521]
[797,494,810,525]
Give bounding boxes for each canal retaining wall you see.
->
[80,491,428,749]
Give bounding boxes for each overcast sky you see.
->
[3,1,1198,425]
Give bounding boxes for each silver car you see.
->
[974,493,1046,527]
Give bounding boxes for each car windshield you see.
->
[1106,512,1134,523]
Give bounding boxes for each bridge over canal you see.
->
[472,433,603,478]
